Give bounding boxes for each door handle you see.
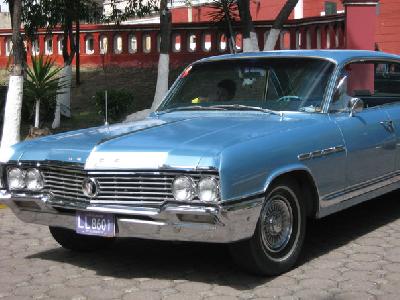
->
[380,120,395,133]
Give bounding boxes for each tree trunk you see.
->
[75,5,80,86]
[152,0,171,111]
[34,100,40,128]
[53,13,75,128]
[264,0,299,50]
[1,0,24,148]
[52,64,72,129]
[237,0,259,52]
[222,3,236,54]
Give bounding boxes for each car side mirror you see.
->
[349,98,364,117]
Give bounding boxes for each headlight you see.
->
[198,177,219,202]
[8,168,25,190]
[172,176,195,201]
[25,168,44,191]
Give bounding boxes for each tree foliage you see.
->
[20,0,102,65]
[206,0,239,53]
[24,54,65,127]
[103,0,159,24]
[25,55,64,104]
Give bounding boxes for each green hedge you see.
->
[93,89,136,123]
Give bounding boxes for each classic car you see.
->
[1,50,400,276]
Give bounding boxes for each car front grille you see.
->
[38,164,219,205]
[41,165,88,202]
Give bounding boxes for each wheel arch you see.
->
[264,165,320,218]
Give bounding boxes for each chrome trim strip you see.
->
[321,170,400,207]
[298,145,346,161]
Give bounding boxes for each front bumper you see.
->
[0,190,263,243]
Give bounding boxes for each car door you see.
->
[331,108,396,187]
[374,61,400,171]
[329,60,397,188]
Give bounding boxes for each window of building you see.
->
[85,35,94,54]
[143,34,151,53]
[114,34,123,54]
[219,34,227,52]
[202,33,211,52]
[100,35,108,54]
[188,34,197,52]
[128,34,137,53]
[172,34,181,52]
[5,38,12,56]
[235,33,242,51]
[325,1,337,16]
[58,36,64,55]
[32,39,40,55]
[45,37,53,55]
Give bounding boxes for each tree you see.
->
[105,0,169,112]
[22,0,102,128]
[264,0,299,50]
[207,0,239,54]
[1,0,25,149]
[151,0,172,110]
[25,55,64,128]
[237,0,259,52]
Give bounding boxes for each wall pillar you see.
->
[342,0,379,50]
[93,32,100,55]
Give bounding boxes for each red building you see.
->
[171,0,400,55]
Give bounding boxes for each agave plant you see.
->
[24,54,66,128]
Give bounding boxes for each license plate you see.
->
[76,211,115,237]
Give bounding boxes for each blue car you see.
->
[2,50,400,275]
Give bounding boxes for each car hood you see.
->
[3,112,318,170]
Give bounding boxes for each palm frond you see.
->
[25,54,67,104]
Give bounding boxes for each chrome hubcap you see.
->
[261,196,293,253]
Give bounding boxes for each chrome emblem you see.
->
[82,178,99,198]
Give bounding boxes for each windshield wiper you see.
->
[157,105,227,114]
[208,104,282,116]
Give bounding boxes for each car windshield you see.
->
[158,57,335,113]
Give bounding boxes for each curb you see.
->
[0,204,7,209]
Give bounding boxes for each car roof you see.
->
[197,50,400,65]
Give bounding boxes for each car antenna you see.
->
[105,90,109,126]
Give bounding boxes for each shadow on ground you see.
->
[27,190,400,289]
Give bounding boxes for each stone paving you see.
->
[2,191,400,300]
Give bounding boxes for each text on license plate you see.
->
[76,211,115,237]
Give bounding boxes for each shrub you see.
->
[93,89,136,123]
[23,55,64,128]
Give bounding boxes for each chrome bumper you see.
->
[0,191,263,243]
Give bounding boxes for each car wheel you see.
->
[49,226,115,252]
[229,178,306,276]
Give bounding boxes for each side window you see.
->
[330,60,400,112]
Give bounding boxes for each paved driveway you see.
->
[1,191,400,300]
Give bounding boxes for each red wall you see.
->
[375,0,400,54]
[172,1,293,23]
[171,0,400,55]
[171,0,346,23]
[303,0,344,18]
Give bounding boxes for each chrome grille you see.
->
[89,171,219,204]
[37,164,219,204]
[41,165,88,202]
